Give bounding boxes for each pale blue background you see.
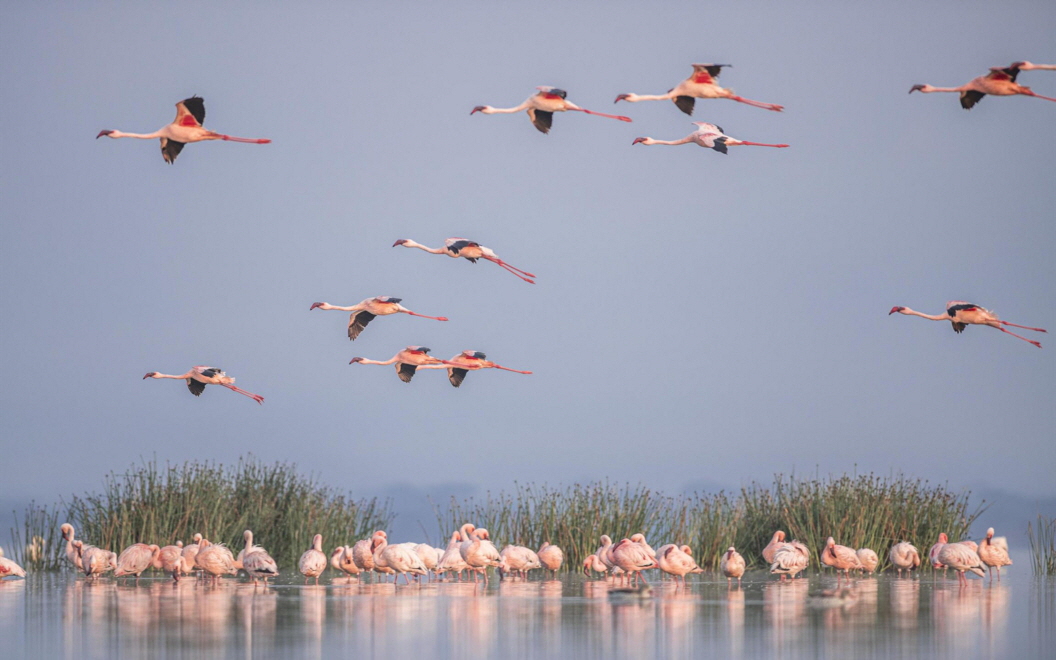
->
[1,1,1053,541]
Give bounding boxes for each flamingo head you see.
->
[143,372,158,379]
[470,106,488,115]
[96,130,114,139]
[614,93,632,103]
[392,239,408,247]
[938,533,948,543]
[309,302,325,311]
[889,306,906,315]
[986,528,995,540]
[631,137,650,145]
[908,84,928,94]
[726,547,735,559]
[349,357,364,364]
[61,523,73,540]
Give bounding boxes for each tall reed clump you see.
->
[9,457,393,571]
[1027,514,1056,576]
[435,473,983,572]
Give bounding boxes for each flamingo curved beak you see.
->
[470,106,486,115]
[889,306,904,315]
[392,239,407,247]
[309,302,324,311]
[908,85,925,94]
[631,137,648,145]
[614,94,630,103]
[349,357,364,364]
[96,130,113,139]
[143,372,156,379]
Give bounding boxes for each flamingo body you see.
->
[393,237,536,284]
[909,66,1056,109]
[309,297,448,341]
[144,366,264,403]
[720,547,746,585]
[890,302,1046,348]
[978,528,1012,580]
[299,534,327,584]
[938,542,986,585]
[471,86,631,134]
[0,556,26,579]
[633,122,789,153]
[349,346,452,383]
[114,543,161,580]
[888,542,921,576]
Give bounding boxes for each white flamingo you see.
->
[615,63,784,114]
[144,366,264,403]
[632,122,789,153]
[309,297,449,341]
[890,302,1046,348]
[393,237,536,284]
[471,86,632,134]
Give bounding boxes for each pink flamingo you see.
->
[856,548,879,574]
[471,86,632,134]
[770,540,809,581]
[632,122,789,153]
[349,346,455,383]
[330,546,361,582]
[309,297,448,341]
[114,543,161,583]
[196,544,238,583]
[299,534,327,585]
[929,533,948,576]
[96,96,270,163]
[60,524,82,570]
[437,531,468,581]
[889,542,921,577]
[538,542,564,579]
[658,545,704,586]
[890,302,1046,348]
[393,237,536,284]
[418,350,532,387]
[821,537,859,586]
[978,528,1013,580]
[615,63,784,114]
[937,542,986,586]
[762,531,786,565]
[909,65,1056,109]
[611,537,658,585]
[0,555,26,579]
[459,524,502,585]
[721,547,746,586]
[143,366,264,404]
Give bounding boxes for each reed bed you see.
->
[1027,514,1056,576]
[9,457,393,571]
[436,473,983,572]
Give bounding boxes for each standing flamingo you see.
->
[929,533,949,576]
[538,542,564,579]
[615,64,784,114]
[418,350,532,387]
[821,537,859,586]
[762,531,786,565]
[350,346,455,383]
[114,543,162,583]
[144,366,264,403]
[769,540,810,581]
[309,297,448,341]
[889,541,921,577]
[632,122,789,153]
[856,548,879,574]
[909,65,1056,109]
[196,544,238,583]
[241,530,279,585]
[299,534,327,585]
[889,302,1046,348]
[978,528,1013,580]
[937,542,986,586]
[96,96,270,163]
[471,86,632,134]
[392,237,536,284]
[61,524,82,570]
[611,537,658,585]
[721,547,746,586]
[459,525,502,585]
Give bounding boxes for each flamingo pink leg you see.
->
[209,133,272,144]
[997,328,1042,348]
[1024,91,1056,102]
[404,312,449,321]
[492,365,533,374]
[1000,321,1047,332]
[221,384,265,403]
[737,141,790,148]
[569,108,633,122]
[729,96,784,111]
[484,258,536,283]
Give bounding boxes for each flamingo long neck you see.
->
[650,136,694,146]
[630,92,676,102]
[481,101,531,114]
[151,372,194,380]
[319,303,361,312]
[923,86,967,94]
[401,240,447,254]
[901,308,951,321]
[108,129,165,139]
[356,356,400,366]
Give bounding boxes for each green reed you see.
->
[1027,515,1055,576]
[9,456,393,570]
[435,473,983,572]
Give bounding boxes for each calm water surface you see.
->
[2,564,1053,659]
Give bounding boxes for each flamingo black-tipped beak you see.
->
[632,137,647,145]
[908,85,925,94]
[392,239,407,247]
[470,106,486,115]
[143,372,156,379]
[349,357,364,364]
[614,94,630,103]
[309,302,324,311]
[96,130,113,139]
[889,306,904,315]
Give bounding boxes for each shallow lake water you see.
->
[2,561,1053,659]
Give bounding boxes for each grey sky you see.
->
[1,1,1053,526]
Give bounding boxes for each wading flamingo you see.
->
[96,96,271,163]
[615,64,784,114]
[499,545,540,580]
[418,350,532,387]
[0,555,26,579]
[657,545,703,586]
[114,543,161,583]
[889,542,921,577]
[61,524,82,570]
[241,530,279,584]
[460,525,502,585]
[331,546,361,581]
[937,542,986,586]
[351,537,377,577]
[144,366,264,403]
[856,548,879,574]
[538,542,564,579]
[721,547,746,586]
[612,537,658,585]
[350,346,455,383]
[393,237,536,284]
[770,540,809,580]
[75,542,116,579]
[821,537,859,586]
[909,65,1056,109]
[889,302,1046,348]
[471,86,632,134]
[196,544,238,583]
[156,541,191,582]
[309,297,448,341]
[438,531,469,581]
[632,122,789,153]
[978,528,1012,580]
[929,533,948,576]
[299,534,327,585]
[181,534,205,576]
[762,531,786,565]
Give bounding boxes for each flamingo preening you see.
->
[418,350,532,387]
[299,534,327,585]
[96,96,271,163]
[889,302,1046,348]
[632,122,789,153]
[309,297,449,340]
[349,346,455,383]
[471,86,632,134]
[615,64,784,114]
[909,65,1056,109]
[143,366,265,403]
[937,542,986,586]
[392,237,536,284]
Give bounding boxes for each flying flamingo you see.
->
[350,346,456,383]
[471,86,632,134]
[909,65,1056,109]
[143,366,264,403]
[392,237,536,284]
[615,64,784,114]
[299,534,327,585]
[417,350,532,387]
[96,96,271,163]
[889,302,1046,348]
[633,122,789,153]
[309,297,449,341]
